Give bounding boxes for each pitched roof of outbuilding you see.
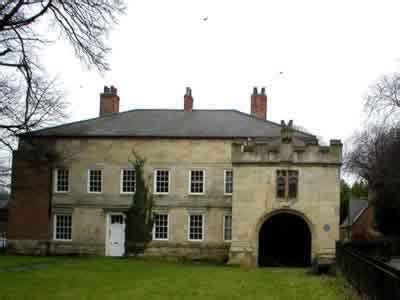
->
[22,109,317,141]
[341,198,369,227]
[0,192,9,209]
[0,200,8,209]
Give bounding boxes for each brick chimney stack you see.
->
[250,87,267,119]
[184,87,193,112]
[100,85,120,117]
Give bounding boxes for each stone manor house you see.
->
[7,86,342,267]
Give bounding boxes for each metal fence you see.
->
[0,232,6,249]
[337,241,400,300]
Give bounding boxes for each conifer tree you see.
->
[125,151,153,255]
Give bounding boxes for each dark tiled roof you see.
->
[341,198,369,227]
[0,201,7,209]
[0,194,9,209]
[22,109,317,141]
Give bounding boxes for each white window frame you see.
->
[54,168,69,193]
[152,213,169,241]
[224,169,233,195]
[153,169,170,195]
[120,168,136,194]
[53,214,72,241]
[187,214,205,241]
[188,169,206,195]
[223,214,232,242]
[87,169,103,194]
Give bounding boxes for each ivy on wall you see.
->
[125,150,153,255]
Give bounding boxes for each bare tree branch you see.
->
[366,74,400,122]
[0,0,126,151]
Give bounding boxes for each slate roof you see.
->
[0,200,8,209]
[341,198,369,227]
[0,193,9,209]
[22,109,317,141]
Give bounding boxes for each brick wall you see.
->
[7,150,52,241]
[352,206,376,241]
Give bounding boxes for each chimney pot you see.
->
[250,86,267,119]
[100,85,120,116]
[110,85,117,95]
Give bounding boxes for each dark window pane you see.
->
[288,171,298,198]
[122,169,136,193]
[153,213,168,240]
[89,169,102,192]
[55,215,72,240]
[189,214,203,240]
[190,170,204,193]
[155,170,169,193]
[276,175,286,198]
[56,169,69,192]
[225,170,233,194]
[224,215,232,241]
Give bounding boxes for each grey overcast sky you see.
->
[43,0,400,143]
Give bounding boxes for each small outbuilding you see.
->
[340,198,377,241]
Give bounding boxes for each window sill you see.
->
[188,239,204,242]
[54,191,69,194]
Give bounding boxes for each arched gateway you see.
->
[258,212,312,267]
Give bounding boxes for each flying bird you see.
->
[202,16,208,22]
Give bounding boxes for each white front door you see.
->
[108,214,125,257]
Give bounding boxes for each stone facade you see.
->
[8,132,341,266]
[8,138,234,259]
[229,135,342,266]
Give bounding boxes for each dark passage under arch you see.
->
[258,213,311,267]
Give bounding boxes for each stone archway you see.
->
[258,212,312,267]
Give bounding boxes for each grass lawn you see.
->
[0,255,352,300]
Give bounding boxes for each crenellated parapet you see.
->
[232,121,342,166]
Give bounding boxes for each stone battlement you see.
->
[232,139,342,165]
